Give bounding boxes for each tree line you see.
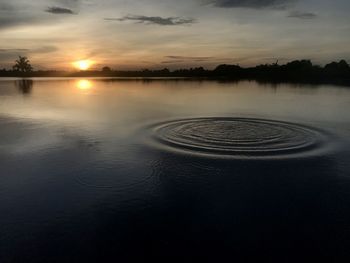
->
[1,56,349,85]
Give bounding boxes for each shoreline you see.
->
[1,76,349,87]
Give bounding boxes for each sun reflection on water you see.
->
[76,79,93,90]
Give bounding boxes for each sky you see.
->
[0,0,349,70]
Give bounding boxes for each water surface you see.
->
[0,79,350,262]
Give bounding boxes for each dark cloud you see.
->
[288,11,317,19]
[0,2,76,30]
[0,49,29,53]
[162,60,186,64]
[32,46,59,53]
[104,15,195,26]
[161,56,217,64]
[0,46,58,65]
[207,0,296,9]
[0,46,57,56]
[165,56,213,61]
[0,16,37,29]
[0,2,33,29]
[46,6,75,14]
[0,49,28,61]
[162,56,231,64]
[0,3,15,11]
[54,0,80,8]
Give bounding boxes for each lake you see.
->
[1,78,350,262]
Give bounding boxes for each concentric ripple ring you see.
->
[151,118,329,158]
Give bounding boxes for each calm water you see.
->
[1,78,350,262]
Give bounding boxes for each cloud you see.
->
[0,49,29,61]
[162,60,186,64]
[0,2,78,30]
[207,0,296,9]
[0,46,58,65]
[288,11,317,19]
[0,49,29,53]
[0,46,58,56]
[104,15,196,26]
[0,3,15,11]
[46,6,75,14]
[54,0,80,8]
[0,3,35,29]
[32,46,59,53]
[0,16,37,30]
[161,56,230,64]
[165,56,213,61]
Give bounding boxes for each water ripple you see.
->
[150,117,330,159]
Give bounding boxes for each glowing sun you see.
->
[74,60,93,70]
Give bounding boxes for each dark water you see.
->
[0,78,350,262]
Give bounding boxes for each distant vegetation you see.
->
[1,57,350,85]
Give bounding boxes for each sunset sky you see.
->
[0,0,349,70]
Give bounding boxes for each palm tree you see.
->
[12,56,33,73]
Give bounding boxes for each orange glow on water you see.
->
[76,79,93,90]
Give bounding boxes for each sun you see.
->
[73,60,93,71]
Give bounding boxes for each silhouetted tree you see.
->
[325,60,350,75]
[213,64,243,77]
[215,64,241,72]
[12,56,33,73]
[283,60,313,71]
[102,66,112,72]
